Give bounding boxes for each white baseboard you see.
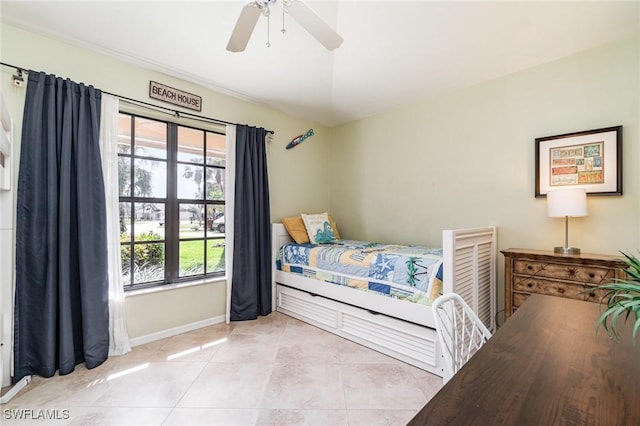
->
[128,315,226,347]
[0,376,31,405]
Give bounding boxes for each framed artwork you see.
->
[535,126,622,197]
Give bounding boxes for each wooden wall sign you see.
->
[149,81,202,112]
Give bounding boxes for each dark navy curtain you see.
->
[230,126,271,321]
[14,71,109,381]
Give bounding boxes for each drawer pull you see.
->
[589,273,595,278]
[527,283,533,288]
[527,265,533,270]
[557,288,565,294]
[589,292,596,298]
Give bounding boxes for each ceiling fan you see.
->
[226,0,343,52]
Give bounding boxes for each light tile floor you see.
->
[1,312,443,425]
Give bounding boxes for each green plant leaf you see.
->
[633,317,640,342]
[596,250,640,344]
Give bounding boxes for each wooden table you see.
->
[408,294,640,425]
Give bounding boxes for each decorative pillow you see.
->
[281,214,341,243]
[301,213,337,244]
[282,216,310,244]
[328,215,341,240]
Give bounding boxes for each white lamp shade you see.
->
[547,188,588,218]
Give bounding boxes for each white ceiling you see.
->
[1,1,638,127]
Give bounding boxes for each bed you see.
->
[271,221,497,377]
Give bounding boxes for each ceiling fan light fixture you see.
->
[281,1,287,34]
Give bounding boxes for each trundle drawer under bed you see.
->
[276,284,442,375]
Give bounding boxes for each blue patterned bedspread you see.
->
[277,240,444,305]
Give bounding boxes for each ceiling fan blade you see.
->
[286,0,343,51]
[226,2,262,52]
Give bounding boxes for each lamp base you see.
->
[554,246,581,255]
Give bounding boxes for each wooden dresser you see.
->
[502,248,627,319]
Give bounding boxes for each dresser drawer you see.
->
[511,287,606,313]
[513,277,587,301]
[583,286,610,304]
[512,292,530,309]
[513,260,616,284]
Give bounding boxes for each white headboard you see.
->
[271,223,293,310]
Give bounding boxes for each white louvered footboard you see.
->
[443,227,497,332]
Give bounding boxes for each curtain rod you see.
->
[1,62,274,134]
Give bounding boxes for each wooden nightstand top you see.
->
[501,248,626,266]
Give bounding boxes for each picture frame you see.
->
[535,126,622,198]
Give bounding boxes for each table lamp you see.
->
[547,188,588,255]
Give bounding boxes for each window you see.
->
[117,113,226,290]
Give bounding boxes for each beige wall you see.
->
[329,37,640,317]
[2,23,638,337]
[0,23,331,338]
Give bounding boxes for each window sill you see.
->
[125,276,227,298]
